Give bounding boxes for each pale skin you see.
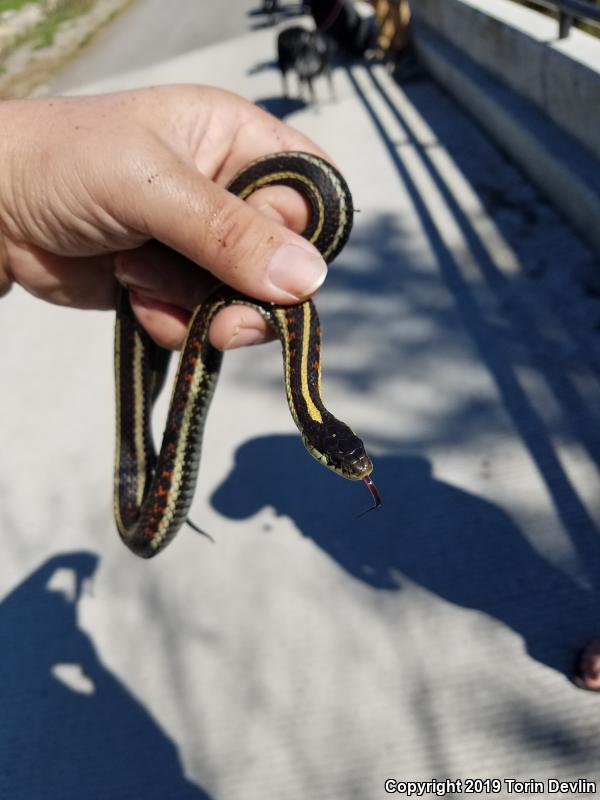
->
[0,84,331,350]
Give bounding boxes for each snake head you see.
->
[304,417,373,480]
[304,419,382,512]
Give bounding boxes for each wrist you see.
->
[0,231,13,297]
[0,100,31,297]
[0,98,32,254]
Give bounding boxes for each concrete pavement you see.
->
[46,0,265,94]
[2,15,600,800]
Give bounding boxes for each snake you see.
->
[114,151,381,559]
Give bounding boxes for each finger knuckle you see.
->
[208,203,262,271]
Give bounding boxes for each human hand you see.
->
[0,85,331,349]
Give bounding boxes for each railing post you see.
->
[558,10,573,38]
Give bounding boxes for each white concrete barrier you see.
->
[411,0,600,161]
[411,0,600,255]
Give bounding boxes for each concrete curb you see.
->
[409,0,600,164]
[413,21,600,256]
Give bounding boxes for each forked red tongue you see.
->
[358,474,383,517]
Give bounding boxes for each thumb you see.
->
[120,159,328,303]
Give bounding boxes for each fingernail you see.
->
[115,255,164,293]
[223,327,267,351]
[268,242,327,300]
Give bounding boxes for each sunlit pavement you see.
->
[2,18,600,800]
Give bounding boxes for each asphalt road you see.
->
[48,0,275,93]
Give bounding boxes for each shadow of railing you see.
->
[339,63,600,564]
[247,2,308,31]
[0,553,210,800]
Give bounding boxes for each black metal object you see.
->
[558,10,574,37]
[518,0,600,38]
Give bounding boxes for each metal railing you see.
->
[514,0,600,38]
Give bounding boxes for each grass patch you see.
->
[0,0,134,98]
[32,0,95,48]
[6,0,94,52]
[0,0,41,13]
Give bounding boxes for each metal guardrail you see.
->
[518,0,600,38]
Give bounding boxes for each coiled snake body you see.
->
[114,151,380,558]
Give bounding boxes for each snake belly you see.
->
[114,151,374,559]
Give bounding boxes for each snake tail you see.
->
[114,290,225,558]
